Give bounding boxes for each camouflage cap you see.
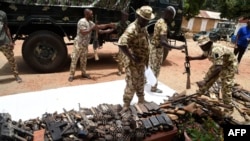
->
[136,6,155,20]
[197,36,213,51]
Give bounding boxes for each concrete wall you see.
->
[182,17,224,33]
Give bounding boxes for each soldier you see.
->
[114,10,131,76]
[187,36,238,117]
[149,6,185,93]
[68,9,114,82]
[117,6,155,113]
[0,10,22,83]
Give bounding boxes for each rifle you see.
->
[181,35,191,89]
[93,15,99,61]
[170,34,191,89]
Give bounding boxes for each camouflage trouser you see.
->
[123,64,146,106]
[69,40,88,76]
[149,45,163,88]
[117,48,126,72]
[0,44,19,76]
[198,65,235,105]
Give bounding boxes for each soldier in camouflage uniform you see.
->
[187,36,238,116]
[0,10,22,83]
[114,10,130,76]
[117,6,155,112]
[68,9,114,82]
[149,6,185,93]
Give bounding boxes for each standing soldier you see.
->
[187,36,238,117]
[149,6,185,93]
[68,9,114,82]
[117,6,155,112]
[114,10,131,76]
[0,10,22,83]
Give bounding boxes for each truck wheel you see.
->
[162,48,169,63]
[22,30,67,73]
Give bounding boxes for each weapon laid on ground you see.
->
[78,103,97,132]
[0,113,34,141]
[42,113,68,141]
[232,101,250,121]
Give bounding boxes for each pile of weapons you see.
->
[0,102,174,141]
[159,82,250,126]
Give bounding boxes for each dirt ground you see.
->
[1,36,250,124]
[0,38,250,97]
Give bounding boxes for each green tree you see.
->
[218,0,250,19]
[184,0,250,20]
[183,0,205,20]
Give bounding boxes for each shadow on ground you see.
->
[0,53,118,76]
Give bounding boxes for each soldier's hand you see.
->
[186,56,191,61]
[131,54,140,63]
[9,42,15,50]
[179,44,186,50]
[109,23,116,29]
[93,24,98,30]
[196,80,206,88]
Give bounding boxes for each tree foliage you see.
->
[184,0,250,20]
[183,0,205,20]
[218,0,250,19]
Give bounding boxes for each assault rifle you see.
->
[181,35,191,89]
[169,34,191,89]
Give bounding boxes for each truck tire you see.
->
[22,30,67,73]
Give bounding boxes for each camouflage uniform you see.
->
[0,45,19,76]
[198,43,238,105]
[149,18,167,90]
[118,19,150,107]
[69,18,95,76]
[115,20,130,74]
[0,10,19,78]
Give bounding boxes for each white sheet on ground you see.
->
[0,80,175,121]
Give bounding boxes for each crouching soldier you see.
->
[187,36,238,117]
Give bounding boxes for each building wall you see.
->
[182,17,224,33]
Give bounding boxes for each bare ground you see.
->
[1,39,250,96]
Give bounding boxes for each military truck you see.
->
[209,21,236,42]
[0,0,184,73]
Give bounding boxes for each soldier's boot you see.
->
[138,96,150,104]
[119,103,130,115]
[15,75,22,83]
[68,75,74,82]
[151,86,163,93]
[223,107,234,118]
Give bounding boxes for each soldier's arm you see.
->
[187,54,207,61]
[160,34,185,50]
[79,21,97,36]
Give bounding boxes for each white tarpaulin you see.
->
[0,80,175,121]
